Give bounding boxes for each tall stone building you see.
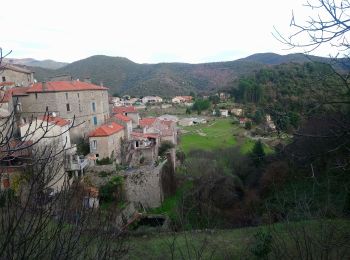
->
[1,64,34,88]
[12,80,110,141]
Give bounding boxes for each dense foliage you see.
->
[231,62,348,131]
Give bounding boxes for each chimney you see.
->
[42,81,47,91]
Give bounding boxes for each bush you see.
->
[96,157,113,165]
[99,176,124,203]
[158,141,175,157]
[249,231,272,259]
[76,138,90,156]
[251,140,265,167]
[245,121,252,130]
[176,150,186,164]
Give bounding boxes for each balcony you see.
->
[65,154,89,172]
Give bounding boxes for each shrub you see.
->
[245,121,252,130]
[249,231,272,259]
[96,157,113,165]
[99,176,124,203]
[158,141,175,157]
[76,138,90,156]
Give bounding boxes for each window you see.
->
[66,103,71,112]
[2,76,5,82]
[35,93,38,99]
[77,93,80,98]
[65,93,68,99]
[93,116,97,125]
[92,102,96,112]
[91,140,97,149]
[79,103,82,112]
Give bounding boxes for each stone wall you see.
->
[1,68,34,87]
[123,161,166,209]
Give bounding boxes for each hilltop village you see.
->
[0,53,349,258]
[0,63,278,221]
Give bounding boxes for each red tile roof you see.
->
[114,113,132,122]
[0,87,30,103]
[39,115,70,127]
[9,87,30,96]
[89,122,124,137]
[26,81,108,93]
[113,106,137,114]
[139,117,156,127]
[0,82,15,87]
[0,91,11,103]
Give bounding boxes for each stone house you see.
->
[19,115,75,193]
[11,80,110,141]
[140,117,177,145]
[141,96,163,104]
[1,63,34,88]
[129,132,160,166]
[171,96,193,104]
[109,113,133,140]
[113,106,140,128]
[89,122,125,162]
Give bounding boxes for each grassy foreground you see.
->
[127,219,350,259]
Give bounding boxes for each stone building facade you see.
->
[12,80,110,141]
[1,64,34,88]
[89,122,125,162]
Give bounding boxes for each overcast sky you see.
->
[0,0,332,64]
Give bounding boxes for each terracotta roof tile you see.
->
[114,113,132,122]
[139,117,156,127]
[89,122,124,137]
[26,81,108,93]
[8,87,31,96]
[113,106,137,114]
[0,82,15,87]
[39,115,70,127]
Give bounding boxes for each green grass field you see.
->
[127,219,350,259]
[179,119,237,153]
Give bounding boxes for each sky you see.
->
[0,0,334,64]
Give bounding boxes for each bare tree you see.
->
[0,49,128,259]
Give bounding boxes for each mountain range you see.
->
[5,58,68,70]
[22,53,348,97]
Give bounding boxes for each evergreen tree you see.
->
[251,140,265,166]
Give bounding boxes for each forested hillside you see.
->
[29,53,348,97]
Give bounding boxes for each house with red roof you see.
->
[112,106,139,128]
[109,113,133,139]
[11,80,110,141]
[89,122,125,163]
[139,117,178,144]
